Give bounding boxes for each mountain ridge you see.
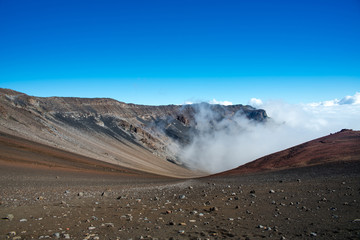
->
[215,129,360,177]
[0,88,267,177]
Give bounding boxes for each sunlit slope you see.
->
[216,129,360,176]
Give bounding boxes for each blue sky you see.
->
[1,0,359,105]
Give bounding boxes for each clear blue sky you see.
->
[1,0,359,105]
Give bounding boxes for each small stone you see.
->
[78,192,84,197]
[88,226,96,230]
[101,191,110,197]
[269,189,275,193]
[310,232,317,237]
[210,206,218,212]
[53,232,60,238]
[104,223,114,227]
[19,218,27,222]
[178,222,186,226]
[179,195,186,199]
[4,214,14,221]
[257,225,264,229]
[63,233,70,239]
[178,230,185,234]
[8,231,16,236]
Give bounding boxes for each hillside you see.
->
[0,88,267,177]
[216,129,360,176]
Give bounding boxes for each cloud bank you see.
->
[209,99,233,106]
[178,92,360,173]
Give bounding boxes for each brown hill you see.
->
[216,129,360,176]
[0,88,267,177]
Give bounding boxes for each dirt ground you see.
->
[1,161,360,240]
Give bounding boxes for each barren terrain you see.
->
[1,160,360,239]
[1,89,360,239]
[1,130,360,239]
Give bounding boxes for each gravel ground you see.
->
[1,162,360,240]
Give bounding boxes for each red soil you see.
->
[216,129,360,176]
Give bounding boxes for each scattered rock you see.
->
[101,191,110,197]
[62,233,70,239]
[8,231,16,237]
[210,206,219,212]
[179,195,186,199]
[103,223,114,228]
[3,214,14,221]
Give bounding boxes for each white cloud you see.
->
[248,98,263,107]
[209,98,233,106]
[309,92,360,107]
[339,92,360,105]
[183,101,194,105]
[178,92,360,173]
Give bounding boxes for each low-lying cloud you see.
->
[178,92,360,173]
[209,98,233,106]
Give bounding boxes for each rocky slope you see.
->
[0,88,267,177]
[216,129,360,176]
